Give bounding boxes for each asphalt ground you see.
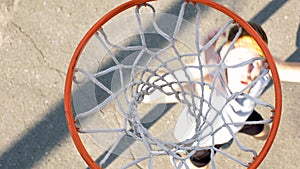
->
[0,0,299,169]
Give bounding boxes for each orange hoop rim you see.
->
[64,0,282,169]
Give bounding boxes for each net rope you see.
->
[73,2,274,169]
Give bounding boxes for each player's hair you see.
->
[227,22,268,44]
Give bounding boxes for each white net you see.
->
[71,2,275,169]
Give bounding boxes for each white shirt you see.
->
[173,48,271,146]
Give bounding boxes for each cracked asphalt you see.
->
[0,0,299,169]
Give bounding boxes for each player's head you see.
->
[227,22,268,44]
[221,22,268,93]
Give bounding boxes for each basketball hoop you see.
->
[64,0,282,169]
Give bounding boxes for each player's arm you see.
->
[272,58,300,83]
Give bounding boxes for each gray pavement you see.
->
[0,0,299,169]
